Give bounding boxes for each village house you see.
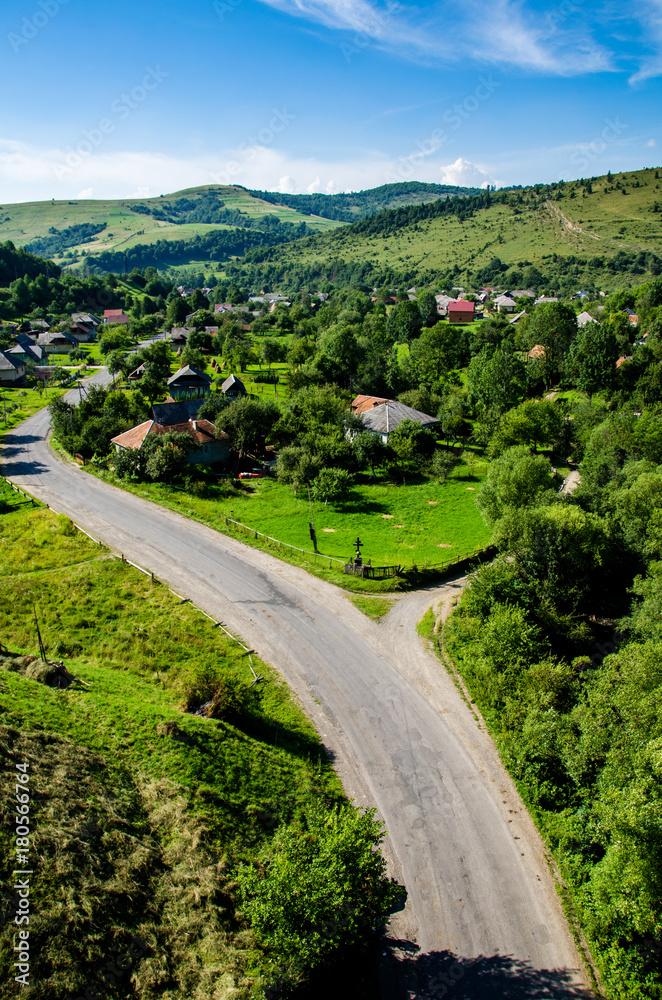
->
[535,296,559,306]
[37,331,77,355]
[494,294,517,314]
[351,394,391,414]
[103,309,131,325]
[169,327,192,348]
[151,399,204,425]
[447,299,475,324]
[511,289,536,300]
[577,311,598,327]
[70,312,100,342]
[166,365,212,401]
[434,294,454,317]
[7,340,43,364]
[111,418,230,467]
[221,373,247,399]
[0,350,26,384]
[358,399,438,443]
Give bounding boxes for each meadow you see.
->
[0,384,68,442]
[0,497,386,999]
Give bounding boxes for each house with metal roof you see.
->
[359,400,438,443]
[0,350,26,384]
[447,299,475,324]
[221,373,247,399]
[166,365,212,400]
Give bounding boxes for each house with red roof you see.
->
[447,299,475,324]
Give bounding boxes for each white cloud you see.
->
[647,138,657,147]
[277,175,297,193]
[256,0,614,76]
[439,157,496,188]
[629,0,662,83]
[132,185,151,197]
[76,188,94,198]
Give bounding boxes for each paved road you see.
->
[1,383,592,999]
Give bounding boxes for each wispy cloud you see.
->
[256,0,614,75]
[629,0,662,83]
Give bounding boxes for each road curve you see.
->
[2,386,592,998]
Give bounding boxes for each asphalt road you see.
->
[1,378,593,999]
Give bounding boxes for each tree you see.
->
[431,449,461,482]
[386,301,423,343]
[235,802,401,987]
[476,446,557,526]
[417,291,439,328]
[99,329,130,356]
[106,349,131,379]
[216,397,279,467]
[261,338,286,372]
[569,322,618,398]
[143,431,191,482]
[489,399,563,456]
[180,345,208,370]
[165,295,190,327]
[387,419,436,479]
[310,467,354,504]
[352,431,386,477]
[410,322,462,382]
[525,303,577,388]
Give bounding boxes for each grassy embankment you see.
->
[0,484,384,999]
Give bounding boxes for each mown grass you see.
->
[0,502,361,998]
[87,457,490,591]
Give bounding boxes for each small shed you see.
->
[448,299,475,324]
[221,373,247,399]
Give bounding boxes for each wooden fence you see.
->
[225,517,346,568]
[343,563,402,580]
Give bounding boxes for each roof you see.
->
[111,418,228,451]
[577,311,598,326]
[0,350,25,372]
[351,394,392,414]
[495,294,516,307]
[104,309,128,318]
[169,327,192,340]
[110,420,154,450]
[360,400,438,436]
[167,365,213,387]
[448,299,475,313]
[508,311,527,325]
[616,356,632,368]
[528,344,546,359]
[151,399,204,425]
[36,331,77,346]
[511,289,536,298]
[8,342,42,362]
[71,312,100,326]
[535,296,559,305]
[151,419,227,446]
[221,373,246,393]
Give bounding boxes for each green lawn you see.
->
[0,384,67,442]
[90,458,490,585]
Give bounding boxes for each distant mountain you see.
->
[244,181,482,223]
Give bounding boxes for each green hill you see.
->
[245,181,482,222]
[231,168,662,294]
[0,182,479,273]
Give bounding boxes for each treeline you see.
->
[442,283,662,998]
[84,220,315,273]
[0,240,59,284]
[246,181,479,222]
[25,222,107,258]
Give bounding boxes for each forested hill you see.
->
[245,181,482,222]
[231,167,662,295]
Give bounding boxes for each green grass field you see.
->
[90,457,490,586]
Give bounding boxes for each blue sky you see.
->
[1,0,661,201]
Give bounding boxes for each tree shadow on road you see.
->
[380,943,595,999]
